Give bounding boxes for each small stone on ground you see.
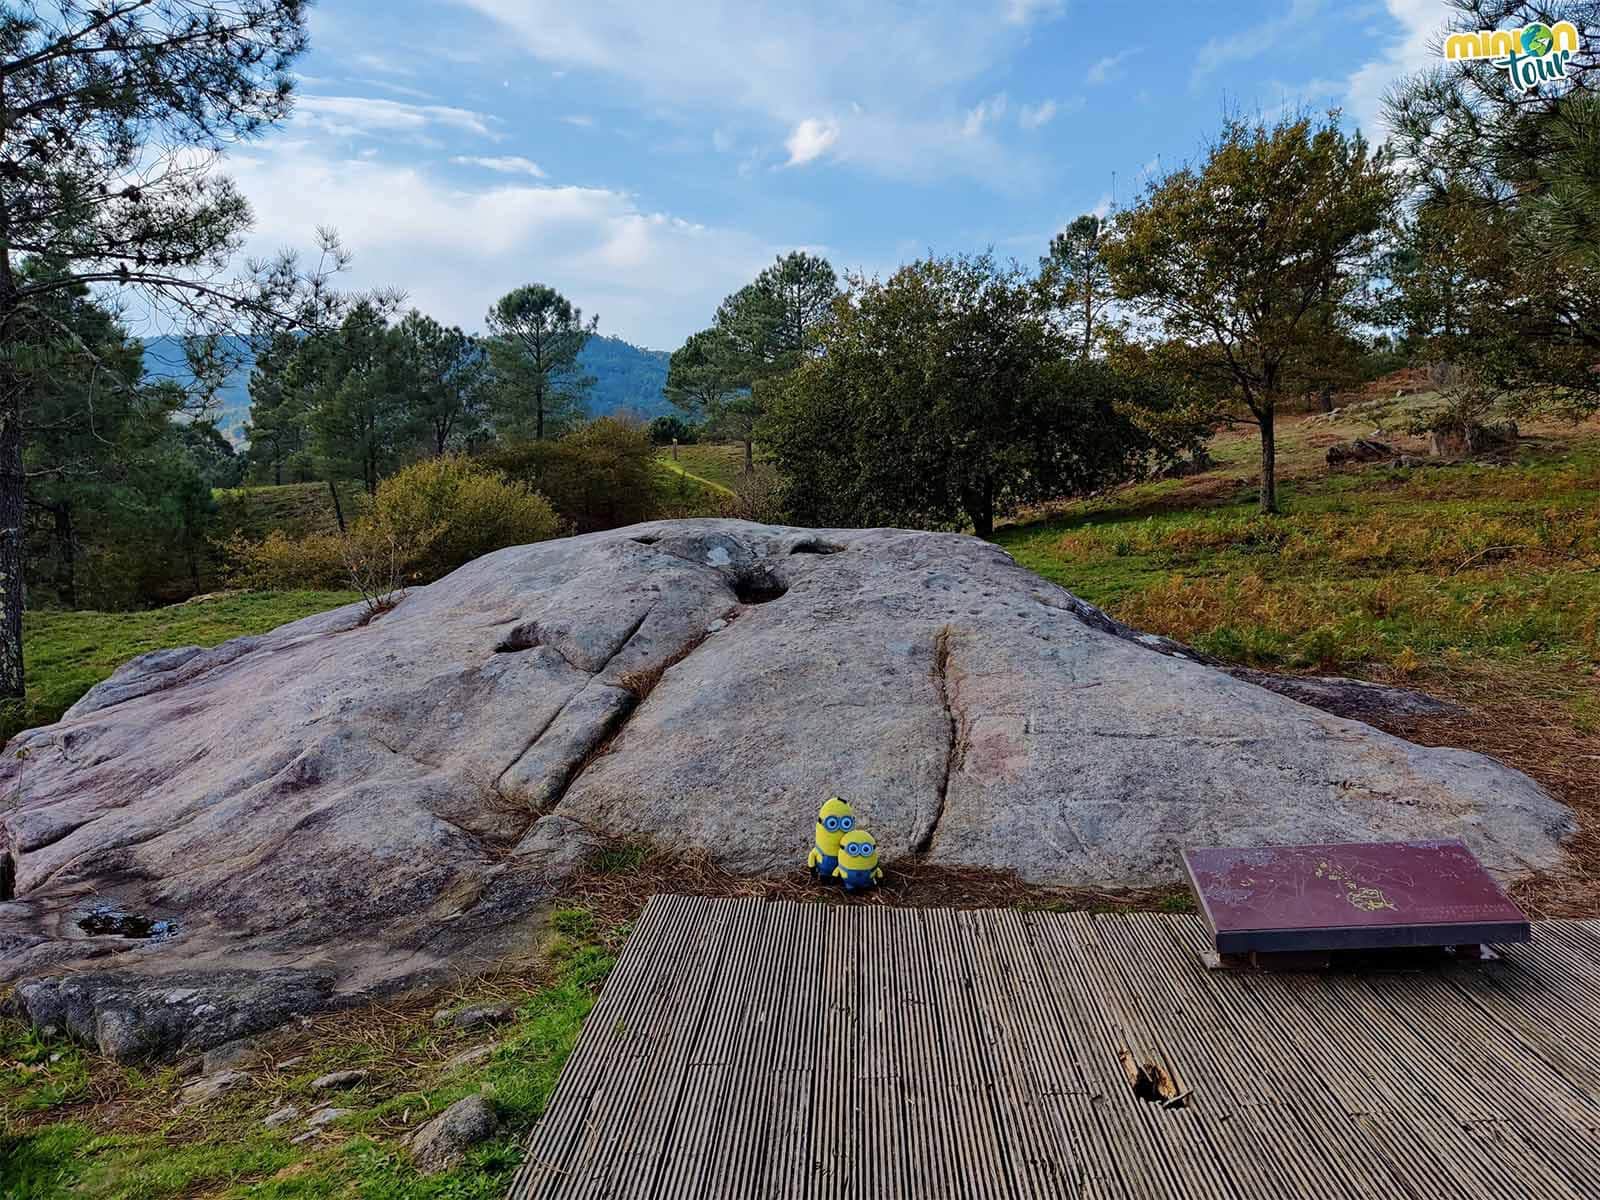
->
[263,1104,300,1129]
[433,1002,514,1030]
[309,1068,369,1091]
[306,1106,352,1129]
[445,1043,497,1072]
[177,1069,249,1108]
[409,1095,499,1172]
[202,1037,258,1074]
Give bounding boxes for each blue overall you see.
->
[812,852,839,880]
[836,865,878,891]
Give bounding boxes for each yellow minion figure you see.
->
[832,829,883,892]
[806,796,855,880]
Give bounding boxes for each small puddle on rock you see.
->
[78,906,180,941]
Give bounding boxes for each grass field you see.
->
[997,412,1600,698]
[656,442,747,493]
[996,408,1600,918]
[648,457,730,510]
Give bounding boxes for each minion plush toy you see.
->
[833,829,883,892]
[806,797,855,881]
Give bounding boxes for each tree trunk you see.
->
[273,454,283,486]
[1258,406,1279,515]
[51,501,75,609]
[0,381,24,699]
[965,482,996,539]
[1319,384,1335,413]
[1082,281,1093,362]
[328,479,347,533]
[535,383,545,442]
[743,437,753,475]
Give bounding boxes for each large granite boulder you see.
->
[0,520,1573,1058]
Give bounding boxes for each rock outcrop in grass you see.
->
[0,519,1574,1059]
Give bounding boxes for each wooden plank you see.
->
[1108,912,1372,1199]
[511,903,1600,1200]
[763,899,828,1200]
[516,893,699,1200]
[647,895,768,1199]
[699,898,811,1200]
[993,909,1139,1200]
[1146,913,1425,1200]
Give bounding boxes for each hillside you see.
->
[142,332,673,445]
[579,335,672,419]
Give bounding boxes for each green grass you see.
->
[649,459,729,514]
[996,429,1600,720]
[214,482,367,544]
[656,443,747,493]
[2,590,358,742]
[1,909,616,1200]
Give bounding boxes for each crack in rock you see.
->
[919,625,966,856]
[495,605,658,804]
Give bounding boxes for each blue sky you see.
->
[220,0,1446,349]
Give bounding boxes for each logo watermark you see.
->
[1444,21,1580,93]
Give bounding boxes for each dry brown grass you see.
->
[564,842,1192,933]
[1360,661,1600,919]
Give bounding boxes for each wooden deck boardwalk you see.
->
[509,895,1600,1199]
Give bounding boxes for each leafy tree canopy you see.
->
[1104,112,1399,512]
[763,253,1174,538]
[485,283,597,441]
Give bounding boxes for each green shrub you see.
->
[226,528,349,590]
[227,457,564,592]
[370,454,564,582]
[488,418,659,532]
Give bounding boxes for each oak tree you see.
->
[1104,113,1398,513]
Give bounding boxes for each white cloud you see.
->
[963,93,1007,137]
[453,0,1057,181]
[1004,0,1065,23]
[1269,77,1347,106]
[1192,0,1322,85]
[785,117,839,165]
[452,154,547,177]
[293,95,499,140]
[354,51,412,76]
[1086,48,1137,86]
[1344,0,1445,138]
[562,114,595,128]
[360,79,438,101]
[226,144,780,347]
[1018,99,1057,129]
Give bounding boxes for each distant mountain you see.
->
[579,335,673,420]
[142,332,674,446]
[141,335,254,443]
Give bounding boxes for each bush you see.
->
[227,528,349,590]
[718,465,790,524]
[228,457,564,593]
[488,417,659,532]
[370,454,564,582]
